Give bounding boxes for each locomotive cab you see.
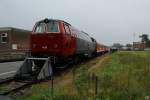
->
[31,19,63,57]
[30,19,76,64]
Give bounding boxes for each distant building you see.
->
[133,42,145,50]
[121,46,128,50]
[0,27,31,52]
[121,46,132,51]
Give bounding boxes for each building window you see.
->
[1,33,8,43]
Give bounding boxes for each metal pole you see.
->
[50,58,54,100]
[51,75,54,100]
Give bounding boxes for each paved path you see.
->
[0,61,23,79]
[0,95,14,100]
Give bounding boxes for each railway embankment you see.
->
[2,51,150,100]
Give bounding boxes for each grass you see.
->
[16,51,150,100]
[94,51,150,100]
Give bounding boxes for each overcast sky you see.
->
[0,0,150,45]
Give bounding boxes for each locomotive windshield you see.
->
[34,21,59,33]
[47,21,59,33]
[34,22,45,33]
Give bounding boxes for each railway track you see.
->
[0,77,51,95]
[0,77,14,85]
[1,81,33,95]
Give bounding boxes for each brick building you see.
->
[133,42,145,50]
[0,27,31,52]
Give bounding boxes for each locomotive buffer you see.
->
[14,57,53,80]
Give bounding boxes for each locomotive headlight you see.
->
[42,46,48,49]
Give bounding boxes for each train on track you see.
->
[0,19,111,98]
[30,18,108,66]
[15,18,109,80]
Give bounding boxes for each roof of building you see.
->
[0,27,31,32]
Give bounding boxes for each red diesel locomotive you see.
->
[30,18,108,66]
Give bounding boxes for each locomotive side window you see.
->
[34,22,45,33]
[47,21,59,33]
[64,24,71,34]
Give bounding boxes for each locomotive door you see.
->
[64,23,75,57]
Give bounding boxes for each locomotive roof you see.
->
[37,18,71,26]
[81,31,89,36]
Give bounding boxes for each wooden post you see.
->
[73,68,76,83]
[95,76,98,95]
[95,76,98,99]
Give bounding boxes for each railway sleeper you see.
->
[14,57,53,81]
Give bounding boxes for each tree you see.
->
[126,44,132,48]
[126,44,132,50]
[139,34,149,43]
[139,34,150,48]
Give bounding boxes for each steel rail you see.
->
[0,77,14,85]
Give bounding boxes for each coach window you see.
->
[1,33,8,43]
[64,24,71,35]
[91,37,96,42]
[47,21,59,33]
